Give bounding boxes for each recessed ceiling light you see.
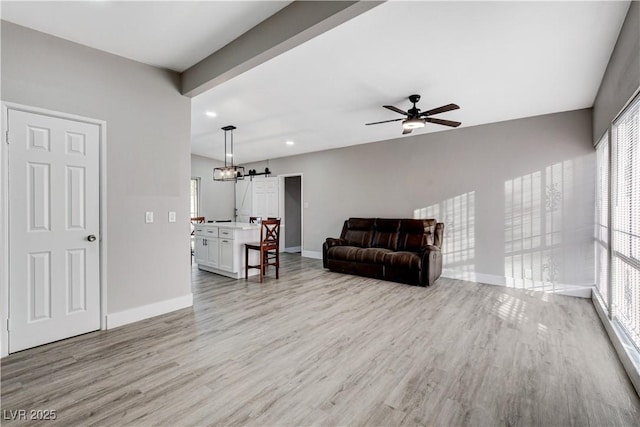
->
[286,140,295,146]
[206,111,217,117]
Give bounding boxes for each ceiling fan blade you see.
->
[402,128,413,135]
[421,103,460,116]
[383,105,409,116]
[425,117,462,128]
[365,118,404,126]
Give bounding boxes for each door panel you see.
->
[28,251,52,321]
[219,239,233,271]
[235,179,252,223]
[9,110,101,353]
[66,249,86,313]
[265,180,278,218]
[206,237,219,268]
[252,177,279,219]
[194,237,207,265]
[66,166,86,230]
[27,162,51,231]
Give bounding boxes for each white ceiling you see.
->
[191,1,629,163]
[1,1,630,164]
[1,1,291,72]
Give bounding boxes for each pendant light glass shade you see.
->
[213,125,245,181]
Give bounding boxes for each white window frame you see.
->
[593,89,640,396]
[190,177,201,219]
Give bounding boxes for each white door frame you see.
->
[278,173,304,256]
[0,102,108,357]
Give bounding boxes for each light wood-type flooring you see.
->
[2,254,639,426]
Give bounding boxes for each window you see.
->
[611,94,640,349]
[595,135,609,307]
[190,178,200,218]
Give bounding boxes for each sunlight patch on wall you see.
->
[504,161,573,292]
[414,191,475,280]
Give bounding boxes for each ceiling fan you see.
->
[366,94,461,134]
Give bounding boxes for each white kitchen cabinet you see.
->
[206,237,220,268]
[193,223,260,279]
[194,235,219,268]
[219,239,234,271]
[194,225,220,268]
[194,235,207,265]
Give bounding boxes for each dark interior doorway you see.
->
[284,176,302,254]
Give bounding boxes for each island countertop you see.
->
[196,222,260,230]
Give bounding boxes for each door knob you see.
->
[87,235,97,242]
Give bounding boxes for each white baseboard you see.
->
[106,293,193,329]
[441,271,593,298]
[302,250,322,259]
[285,246,302,253]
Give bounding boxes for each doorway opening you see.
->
[284,175,302,254]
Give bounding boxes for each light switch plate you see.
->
[145,211,154,223]
[168,211,176,223]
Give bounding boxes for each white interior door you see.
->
[235,179,252,222]
[252,177,279,219]
[8,109,100,353]
[252,177,283,249]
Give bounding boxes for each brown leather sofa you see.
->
[323,218,444,286]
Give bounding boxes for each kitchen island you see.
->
[193,222,260,279]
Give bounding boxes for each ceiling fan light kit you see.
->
[366,94,462,134]
[213,125,245,182]
[402,117,425,130]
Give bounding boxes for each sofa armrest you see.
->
[419,245,443,286]
[419,244,440,254]
[326,237,347,248]
[323,238,346,268]
[434,223,445,248]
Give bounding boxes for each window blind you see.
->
[612,95,640,349]
[595,135,609,307]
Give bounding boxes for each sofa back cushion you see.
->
[371,219,400,250]
[341,218,375,247]
[398,219,435,252]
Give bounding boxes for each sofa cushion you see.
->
[398,219,431,251]
[358,247,393,264]
[372,219,400,250]
[327,246,362,262]
[383,251,422,270]
[342,218,375,247]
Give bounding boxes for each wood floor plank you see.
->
[2,254,639,426]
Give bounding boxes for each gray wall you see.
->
[593,1,639,142]
[1,22,192,313]
[191,154,235,221]
[246,109,595,287]
[285,176,301,249]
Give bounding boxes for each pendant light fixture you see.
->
[213,125,245,181]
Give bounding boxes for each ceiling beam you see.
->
[180,0,384,97]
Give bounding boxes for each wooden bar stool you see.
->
[245,219,280,282]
